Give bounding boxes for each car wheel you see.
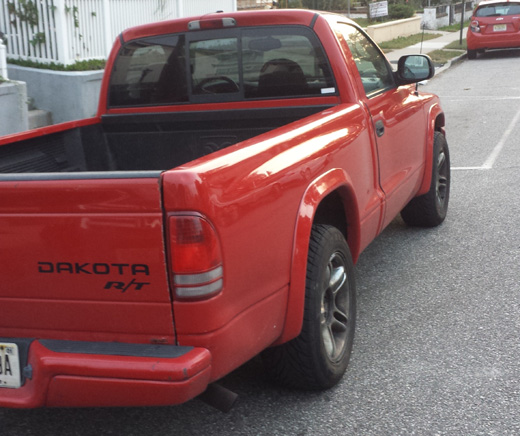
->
[401,131,450,227]
[467,49,477,60]
[262,224,356,390]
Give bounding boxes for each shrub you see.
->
[388,3,415,19]
[7,58,105,71]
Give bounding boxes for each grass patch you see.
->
[438,20,470,32]
[444,38,466,50]
[7,58,105,71]
[427,49,464,65]
[379,32,443,50]
[351,17,371,27]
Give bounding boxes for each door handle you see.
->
[375,120,385,137]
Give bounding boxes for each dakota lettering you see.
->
[38,262,54,273]
[37,262,151,276]
[93,263,110,274]
[132,264,150,276]
[112,263,130,274]
[74,263,92,274]
[56,262,73,274]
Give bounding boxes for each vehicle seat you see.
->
[257,58,309,98]
[153,53,188,103]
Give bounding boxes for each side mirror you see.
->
[395,54,435,85]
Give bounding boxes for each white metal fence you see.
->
[0,0,236,65]
[0,40,7,78]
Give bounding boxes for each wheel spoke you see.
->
[320,252,351,361]
[437,174,448,202]
[321,321,335,357]
[436,148,448,205]
[329,264,346,294]
[437,150,446,171]
[331,313,348,332]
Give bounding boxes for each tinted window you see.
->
[190,37,240,96]
[108,27,336,107]
[109,35,188,107]
[335,24,394,97]
[475,2,520,16]
[242,28,335,99]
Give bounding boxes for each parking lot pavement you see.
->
[385,28,468,70]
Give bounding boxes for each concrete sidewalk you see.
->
[384,28,468,72]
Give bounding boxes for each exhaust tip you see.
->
[198,383,238,412]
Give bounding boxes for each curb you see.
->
[434,51,467,75]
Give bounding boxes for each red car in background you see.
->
[467,0,520,59]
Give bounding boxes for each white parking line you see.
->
[452,104,520,171]
[482,105,520,169]
[452,166,489,170]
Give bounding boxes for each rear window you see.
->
[475,2,520,16]
[108,26,336,107]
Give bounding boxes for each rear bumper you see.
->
[0,339,211,408]
[467,31,520,50]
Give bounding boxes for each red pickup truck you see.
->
[0,9,450,409]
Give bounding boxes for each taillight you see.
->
[470,20,481,33]
[188,17,236,31]
[168,215,223,300]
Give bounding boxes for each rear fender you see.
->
[417,103,445,196]
[273,168,360,345]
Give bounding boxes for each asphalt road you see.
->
[2,49,520,435]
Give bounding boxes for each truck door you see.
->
[335,23,428,230]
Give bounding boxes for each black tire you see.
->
[401,131,450,227]
[467,49,477,60]
[262,224,356,390]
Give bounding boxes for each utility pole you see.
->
[460,0,465,45]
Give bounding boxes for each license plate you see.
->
[494,24,507,32]
[0,343,21,389]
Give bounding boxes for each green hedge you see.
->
[7,58,105,71]
[388,4,416,19]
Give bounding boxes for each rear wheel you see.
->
[262,224,356,390]
[467,49,477,60]
[401,131,450,227]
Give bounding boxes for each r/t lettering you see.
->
[104,279,150,293]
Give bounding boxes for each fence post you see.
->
[177,0,184,18]
[102,0,112,58]
[0,41,7,80]
[54,0,72,64]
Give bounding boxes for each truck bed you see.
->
[0,106,330,176]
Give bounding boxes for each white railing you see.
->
[0,0,236,65]
[0,40,7,78]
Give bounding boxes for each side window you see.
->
[336,24,394,97]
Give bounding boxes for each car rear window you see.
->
[108,26,336,108]
[475,2,520,16]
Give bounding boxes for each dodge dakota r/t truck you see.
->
[0,9,450,409]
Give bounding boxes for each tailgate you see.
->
[0,175,175,344]
[481,16,520,34]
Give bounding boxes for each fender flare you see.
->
[273,168,361,345]
[417,102,446,196]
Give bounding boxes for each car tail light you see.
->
[168,215,223,300]
[470,20,481,32]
